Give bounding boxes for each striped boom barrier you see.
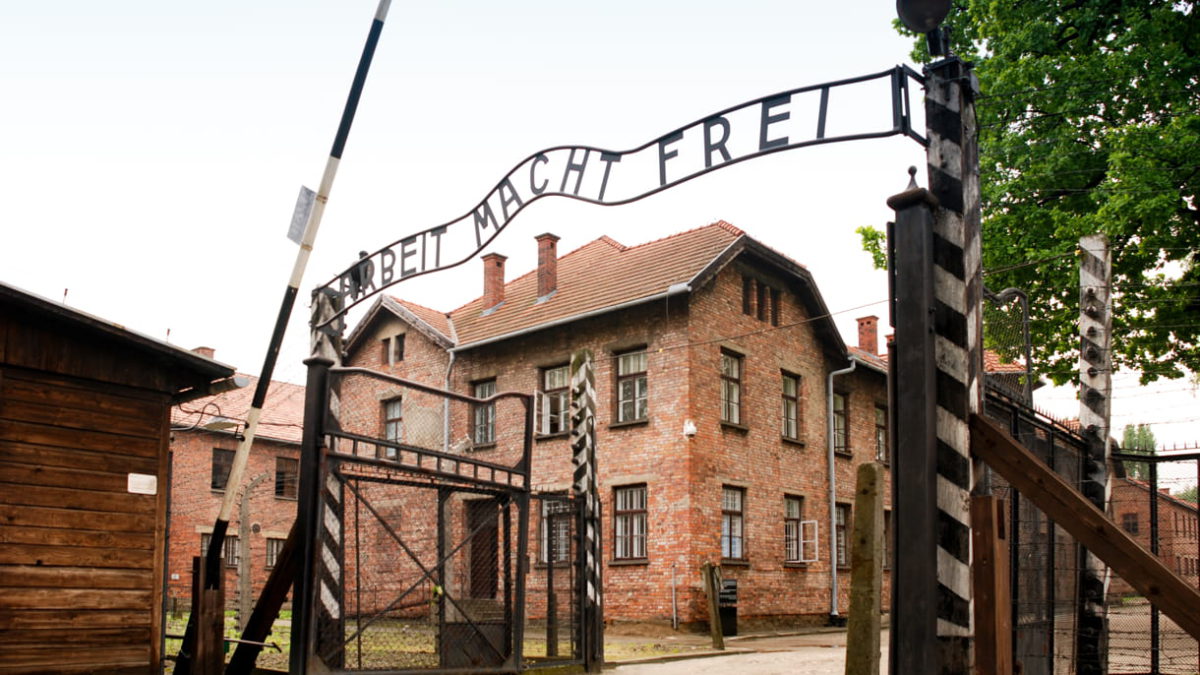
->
[1076,234,1112,674]
[570,349,603,672]
[926,56,981,672]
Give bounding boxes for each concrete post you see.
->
[845,463,884,675]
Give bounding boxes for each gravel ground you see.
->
[608,629,889,675]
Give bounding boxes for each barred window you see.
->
[614,485,647,560]
[835,504,851,567]
[266,537,285,569]
[784,496,803,562]
[274,456,298,499]
[541,499,572,564]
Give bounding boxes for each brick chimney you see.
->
[192,346,215,359]
[536,233,560,298]
[482,253,507,309]
[857,316,879,355]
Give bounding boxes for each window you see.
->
[785,496,803,562]
[201,533,239,568]
[742,276,754,315]
[1121,512,1139,535]
[835,504,851,568]
[782,373,800,440]
[833,393,849,455]
[756,280,768,321]
[211,449,234,491]
[875,405,889,463]
[616,351,648,423]
[541,499,572,564]
[381,397,402,458]
[472,380,496,445]
[266,537,285,569]
[721,487,745,560]
[614,485,648,560]
[382,334,405,366]
[720,351,742,425]
[274,456,298,499]
[539,365,570,435]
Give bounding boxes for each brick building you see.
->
[166,353,305,612]
[336,221,891,628]
[1110,477,1200,596]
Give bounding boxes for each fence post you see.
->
[190,555,225,675]
[845,462,884,675]
[972,496,1013,675]
[1076,233,1113,674]
[570,349,603,672]
[887,171,939,675]
[702,562,725,651]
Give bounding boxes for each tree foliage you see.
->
[873,0,1200,384]
[1120,423,1157,478]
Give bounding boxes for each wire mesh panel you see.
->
[985,389,1085,675]
[1107,454,1200,674]
[522,494,582,666]
[305,368,533,673]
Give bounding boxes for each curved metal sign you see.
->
[316,65,924,324]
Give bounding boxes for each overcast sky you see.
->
[3,2,1195,454]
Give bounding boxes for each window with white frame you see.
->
[472,380,496,445]
[201,533,240,568]
[616,351,648,423]
[721,486,745,560]
[720,351,742,425]
[540,499,572,564]
[378,397,402,459]
[782,372,800,440]
[538,365,569,435]
[784,496,819,563]
[614,485,648,560]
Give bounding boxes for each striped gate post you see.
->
[889,54,982,674]
[291,289,346,673]
[570,349,603,672]
[1076,233,1112,674]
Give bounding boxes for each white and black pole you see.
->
[176,2,392,671]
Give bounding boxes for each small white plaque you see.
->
[287,186,316,244]
[127,473,158,495]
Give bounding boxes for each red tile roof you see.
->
[449,221,745,347]
[984,350,1027,374]
[170,374,305,445]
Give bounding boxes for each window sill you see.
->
[609,558,650,567]
[533,562,571,569]
[721,558,750,567]
[469,442,497,452]
[834,450,853,459]
[274,495,298,502]
[535,432,570,442]
[782,436,806,448]
[783,561,810,569]
[720,421,749,433]
[608,419,648,430]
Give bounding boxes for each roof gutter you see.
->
[172,375,250,404]
[450,282,691,353]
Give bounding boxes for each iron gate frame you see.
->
[294,362,539,673]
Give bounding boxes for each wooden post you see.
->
[971,496,1012,675]
[192,555,225,675]
[845,463,884,675]
[702,562,724,651]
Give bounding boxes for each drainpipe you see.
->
[827,357,856,620]
[442,351,456,452]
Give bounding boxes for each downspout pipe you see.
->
[827,357,856,619]
[443,350,457,452]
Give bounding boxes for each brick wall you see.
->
[166,429,299,611]
[1108,478,1200,597]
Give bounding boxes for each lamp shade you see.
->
[897,0,952,33]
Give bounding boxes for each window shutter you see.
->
[800,520,819,563]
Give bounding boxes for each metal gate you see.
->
[306,366,535,673]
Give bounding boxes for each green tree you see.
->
[1120,423,1157,479]
[1175,484,1198,504]
[863,0,1200,384]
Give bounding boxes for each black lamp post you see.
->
[897,0,953,55]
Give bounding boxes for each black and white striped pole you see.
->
[570,349,603,673]
[175,2,391,672]
[891,2,982,671]
[1076,233,1112,675]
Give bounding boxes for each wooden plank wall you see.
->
[0,366,171,674]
